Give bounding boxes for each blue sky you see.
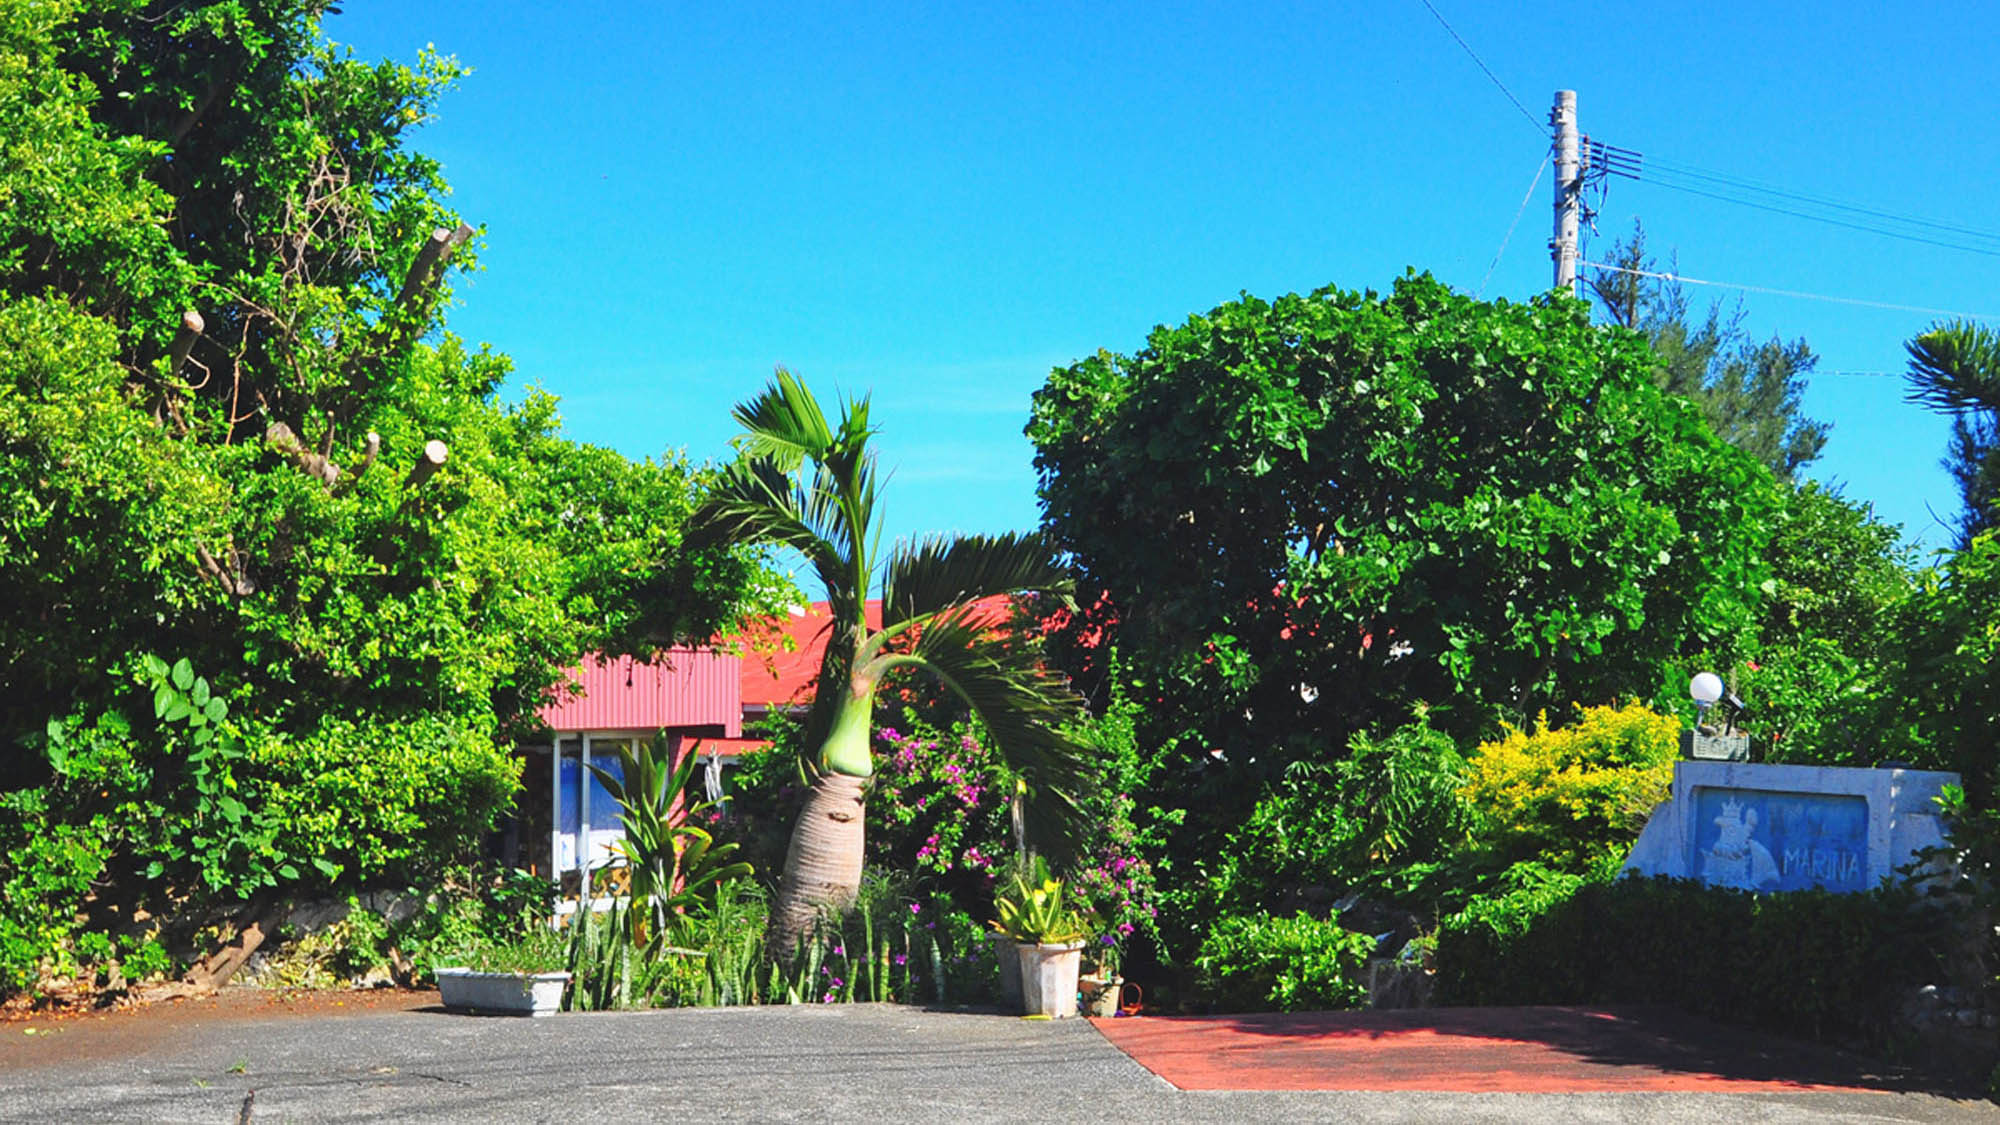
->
[328,2,2000,568]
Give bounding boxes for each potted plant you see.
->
[432,920,571,1017]
[1078,936,1123,1019]
[992,861,1094,1018]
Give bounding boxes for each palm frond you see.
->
[688,457,858,601]
[732,367,838,470]
[880,532,1073,629]
[1907,322,2000,415]
[881,611,1090,858]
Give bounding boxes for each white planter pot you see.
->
[435,968,570,1017]
[1015,941,1085,1019]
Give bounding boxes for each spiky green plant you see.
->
[589,734,753,953]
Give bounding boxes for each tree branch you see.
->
[333,430,382,495]
[395,223,474,312]
[265,421,342,487]
[404,439,449,489]
[168,309,204,382]
[195,543,256,597]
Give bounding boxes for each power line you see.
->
[1640,156,2000,245]
[1478,149,1552,297]
[1632,177,2000,259]
[1413,0,1541,133]
[1580,260,2000,322]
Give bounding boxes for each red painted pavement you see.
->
[1091,1006,1908,1093]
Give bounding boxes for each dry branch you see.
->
[181,897,283,993]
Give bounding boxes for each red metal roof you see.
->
[737,601,878,708]
[536,649,742,735]
[737,596,1016,707]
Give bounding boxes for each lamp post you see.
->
[1682,671,1750,761]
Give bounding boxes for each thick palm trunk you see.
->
[767,771,868,957]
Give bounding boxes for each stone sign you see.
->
[1625,761,1957,893]
[1693,788,1867,892]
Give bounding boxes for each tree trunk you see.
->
[766,772,868,957]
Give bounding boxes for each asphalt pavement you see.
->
[1,1001,1994,1123]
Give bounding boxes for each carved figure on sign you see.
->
[1701,797,1780,890]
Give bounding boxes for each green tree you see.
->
[690,371,1089,953]
[1904,320,2000,545]
[1590,222,1828,480]
[1027,273,1777,802]
[1730,482,1912,763]
[0,0,772,992]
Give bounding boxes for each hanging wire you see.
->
[1478,148,1552,297]
[1580,260,2000,322]
[1633,178,2000,259]
[1413,0,1542,133]
[1639,154,2000,244]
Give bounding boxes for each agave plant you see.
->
[589,734,753,953]
[992,857,1094,946]
[690,369,1090,954]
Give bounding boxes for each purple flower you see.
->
[892,953,908,966]
[832,945,845,956]
[909,902,922,915]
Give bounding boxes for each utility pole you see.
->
[1551,89,1580,295]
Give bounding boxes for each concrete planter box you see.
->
[436,968,570,1016]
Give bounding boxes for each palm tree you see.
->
[1906,321,2000,545]
[691,369,1089,954]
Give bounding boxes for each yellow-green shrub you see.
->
[1459,704,1679,867]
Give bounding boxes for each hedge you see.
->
[1436,873,1945,1046]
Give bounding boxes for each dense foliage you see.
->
[0,0,770,997]
[1185,716,1470,946]
[1729,482,1912,764]
[1028,273,1775,796]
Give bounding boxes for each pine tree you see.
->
[1589,222,1828,480]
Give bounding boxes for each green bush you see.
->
[1193,911,1378,1012]
[1437,873,1937,1045]
[1458,703,1680,869]
[247,714,520,887]
[1200,716,1473,928]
